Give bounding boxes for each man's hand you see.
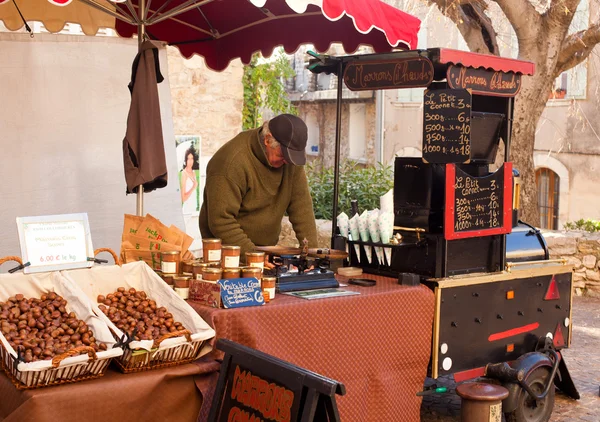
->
[264,255,275,270]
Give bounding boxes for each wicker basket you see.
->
[113,329,209,373]
[62,262,215,373]
[0,256,23,273]
[0,269,123,389]
[93,248,121,265]
[0,344,112,390]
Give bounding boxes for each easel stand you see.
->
[208,339,346,422]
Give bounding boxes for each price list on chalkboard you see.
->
[444,163,513,240]
[422,89,472,164]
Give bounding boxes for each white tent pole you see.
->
[136,0,146,216]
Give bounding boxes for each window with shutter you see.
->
[348,104,367,160]
[536,168,560,230]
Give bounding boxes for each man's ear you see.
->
[265,134,276,149]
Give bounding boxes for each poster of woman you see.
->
[175,136,201,216]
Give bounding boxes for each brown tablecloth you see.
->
[189,275,435,422]
[0,358,220,422]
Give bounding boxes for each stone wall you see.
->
[279,217,332,249]
[166,47,244,155]
[543,231,600,297]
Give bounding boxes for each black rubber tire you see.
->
[505,367,555,422]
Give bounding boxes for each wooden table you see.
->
[189,275,436,422]
[0,358,220,422]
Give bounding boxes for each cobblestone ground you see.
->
[420,296,600,422]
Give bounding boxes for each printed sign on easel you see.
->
[208,339,345,422]
[16,213,94,273]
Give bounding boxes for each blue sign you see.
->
[217,277,265,309]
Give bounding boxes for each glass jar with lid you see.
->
[202,238,222,263]
[160,251,181,275]
[222,268,241,279]
[221,245,241,268]
[261,276,276,300]
[193,262,212,280]
[173,276,190,299]
[242,267,262,282]
[245,251,265,270]
[202,267,223,282]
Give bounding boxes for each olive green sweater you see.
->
[199,128,318,258]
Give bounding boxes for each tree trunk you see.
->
[511,51,556,226]
[511,99,541,225]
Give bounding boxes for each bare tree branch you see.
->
[547,0,581,29]
[461,2,500,54]
[555,22,600,76]
[494,0,542,46]
[427,0,498,54]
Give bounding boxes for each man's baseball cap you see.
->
[268,114,308,165]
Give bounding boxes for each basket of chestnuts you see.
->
[0,270,123,389]
[62,261,216,373]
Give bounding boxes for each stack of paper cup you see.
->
[358,210,371,264]
[349,214,361,263]
[367,209,384,265]
[379,212,394,266]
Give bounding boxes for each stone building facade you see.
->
[167,48,244,156]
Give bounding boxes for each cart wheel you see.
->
[505,367,555,422]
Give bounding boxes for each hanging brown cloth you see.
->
[123,40,167,194]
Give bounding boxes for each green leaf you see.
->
[306,159,394,219]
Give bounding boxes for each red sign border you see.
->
[444,162,513,240]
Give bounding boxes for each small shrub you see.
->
[306,160,394,220]
[563,219,600,232]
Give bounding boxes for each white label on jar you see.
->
[208,249,221,262]
[224,256,240,268]
[265,287,275,300]
[175,287,189,300]
[249,262,264,270]
[196,274,203,280]
[161,261,177,274]
[489,403,502,422]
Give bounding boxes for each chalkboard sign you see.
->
[422,89,472,164]
[217,278,264,308]
[447,65,522,97]
[444,163,513,240]
[343,57,434,91]
[209,339,345,422]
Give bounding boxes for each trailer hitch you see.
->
[485,348,560,402]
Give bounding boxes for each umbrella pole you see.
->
[136,0,146,216]
[330,62,343,248]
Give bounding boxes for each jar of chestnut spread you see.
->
[242,267,262,282]
[202,267,223,282]
[222,268,241,279]
[173,276,190,299]
[245,251,265,270]
[160,251,180,275]
[193,262,212,280]
[202,238,222,263]
[261,276,276,300]
[221,245,241,268]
